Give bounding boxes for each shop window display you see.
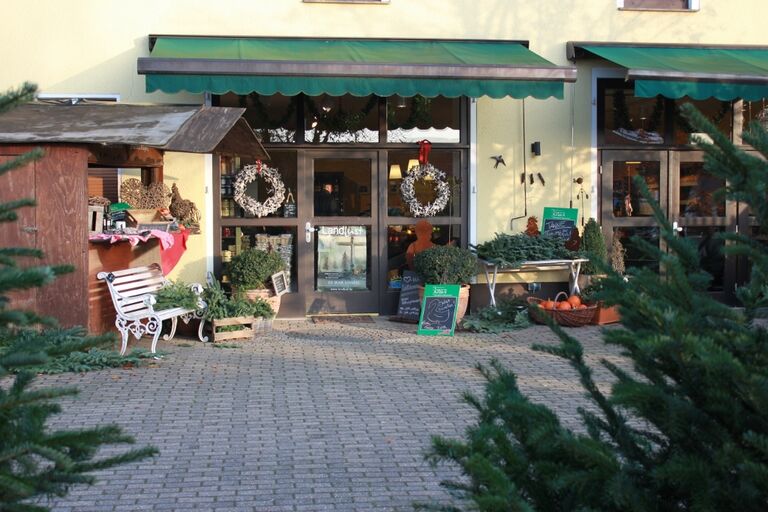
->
[599,80,732,146]
[217,93,297,143]
[304,94,379,143]
[386,150,462,217]
[386,95,460,143]
[220,152,298,219]
[386,224,461,289]
[220,226,297,292]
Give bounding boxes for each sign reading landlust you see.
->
[316,225,368,292]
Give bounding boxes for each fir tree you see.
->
[0,83,157,511]
[422,103,768,511]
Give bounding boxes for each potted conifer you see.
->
[228,248,286,315]
[414,245,477,323]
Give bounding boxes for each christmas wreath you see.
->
[233,162,286,218]
[400,163,451,217]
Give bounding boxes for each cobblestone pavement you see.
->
[41,319,624,511]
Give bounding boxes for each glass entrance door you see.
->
[300,152,380,314]
[601,150,738,300]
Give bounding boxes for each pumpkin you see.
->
[556,301,572,310]
[541,299,555,310]
[566,295,582,308]
[576,304,588,310]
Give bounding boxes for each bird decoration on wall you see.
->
[170,183,201,228]
[490,155,506,168]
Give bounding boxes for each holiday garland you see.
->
[233,163,286,218]
[400,163,451,217]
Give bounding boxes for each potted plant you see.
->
[228,248,286,314]
[203,277,275,342]
[413,245,477,323]
[582,237,625,325]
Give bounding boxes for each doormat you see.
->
[311,315,376,324]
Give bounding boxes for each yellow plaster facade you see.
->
[4,0,767,282]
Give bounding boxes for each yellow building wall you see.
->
[3,0,767,247]
[119,156,207,283]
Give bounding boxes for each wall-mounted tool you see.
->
[537,172,546,186]
[573,176,589,226]
[529,173,534,185]
[490,155,506,168]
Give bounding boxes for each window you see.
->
[618,0,698,10]
[597,79,732,147]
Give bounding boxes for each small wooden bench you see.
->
[97,263,207,355]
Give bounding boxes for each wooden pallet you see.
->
[211,316,260,342]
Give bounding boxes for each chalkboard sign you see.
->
[418,284,460,336]
[271,271,289,297]
[395,270,422,322]
[542,207,578,241]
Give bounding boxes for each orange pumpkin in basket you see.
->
[567,295,582,308]
[576,304,588,310]
[541,299,555,310]
[556,301,572,310]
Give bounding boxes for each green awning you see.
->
[138,36,576,100]
[568,42,768,100]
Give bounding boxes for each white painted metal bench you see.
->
[97,263,207,355]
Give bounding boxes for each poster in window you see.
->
[316,225,368,291]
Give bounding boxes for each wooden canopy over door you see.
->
[0,145,89,327]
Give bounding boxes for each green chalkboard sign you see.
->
[417,284,460,336]
[542,207,579,241]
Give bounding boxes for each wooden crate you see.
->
[211,316,261,342]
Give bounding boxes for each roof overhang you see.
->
[0,103,268,159]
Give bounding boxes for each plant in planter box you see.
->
[203,278,275,341]
[228,248,286,314]
[414,245,477,322]
[153,280,201,311]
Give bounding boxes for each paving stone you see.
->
[41,319,625,511]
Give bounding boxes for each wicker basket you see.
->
[527,291,597,327]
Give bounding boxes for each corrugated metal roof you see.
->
[0,102,268,159]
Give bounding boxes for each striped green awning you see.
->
[138,36,576,100]
[568,42,768,100]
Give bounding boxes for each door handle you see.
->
[672,221,683,234]
[305,221,317,243]
[22,226,38,234]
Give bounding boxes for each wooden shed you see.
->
[0,102,267,331]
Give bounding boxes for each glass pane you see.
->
[612,160,661,217]
[220,152,298,219]
[679,161,725,217]
[220,226,297,292]
[387,150,461,217]
[681,226,725,291]
[602,84,666,145]
[315,225,371,291]
[386,223,462,289]
[314,159,371,217]
[386,95,460,143]
[217,93,297,143]
[613,227,660,271]
[672,98,732,145]
[304,94,379,143]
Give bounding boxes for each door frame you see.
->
[301,150,381,314]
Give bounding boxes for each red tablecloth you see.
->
[88,229,189,276]
[160,229,190,275]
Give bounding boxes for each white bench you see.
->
[97,263,207,355]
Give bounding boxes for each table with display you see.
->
[478,258,589,308]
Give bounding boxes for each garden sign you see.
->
[542,207,578,241]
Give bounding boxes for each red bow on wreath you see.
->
[418,140,432,165]
[256,160,263,175]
